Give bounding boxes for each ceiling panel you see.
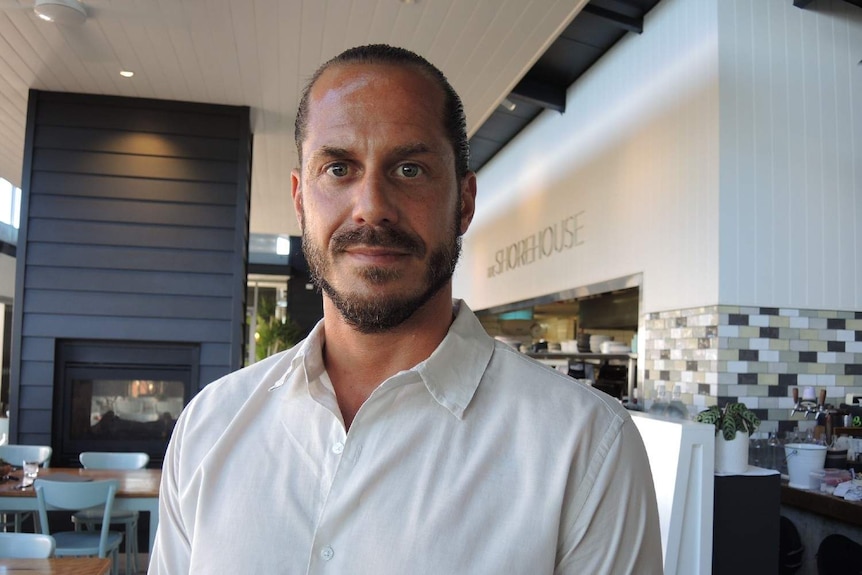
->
[0,0,677,242]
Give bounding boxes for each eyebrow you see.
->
[307,142,437,165]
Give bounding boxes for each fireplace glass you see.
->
[69,367,186,443]
[53,340,199,467]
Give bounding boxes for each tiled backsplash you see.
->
[641,306,862,435]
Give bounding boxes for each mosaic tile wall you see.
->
[641,306,862,435]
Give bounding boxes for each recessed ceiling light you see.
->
[33,0,87,26]
[120,70,134,78]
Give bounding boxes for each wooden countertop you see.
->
[0,557,111,575]
[780,480,862,527]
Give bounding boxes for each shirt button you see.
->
[321,545,334,561]
[332,442,344,454]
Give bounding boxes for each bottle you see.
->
[666,384,688,420]
[648,383,669,417]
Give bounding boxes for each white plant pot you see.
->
[715,430,749,474]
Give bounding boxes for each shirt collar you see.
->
[414,299,494,419]
[268,299,494,419]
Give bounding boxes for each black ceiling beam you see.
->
[582,3,643,34]
[795,0,861,9]
[510,78,566,114]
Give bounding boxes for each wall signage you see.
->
[486,211,585,278]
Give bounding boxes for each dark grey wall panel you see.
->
[35,126,240,160]
[20,337,55,361]
[8,90,251,448]
[35,98,241,138]
[32,173,237,205]
[25,268,235,297]
[25,244,236,272]
[28,196,237,227]
[33,150,238,183]
[22,315,232,342]
[23,291,233,320]
[27,220,237,251]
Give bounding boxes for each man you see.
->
[150,45,662,574]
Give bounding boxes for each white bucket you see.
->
[785,443,827,489]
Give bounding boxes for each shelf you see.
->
[525,352,636,361]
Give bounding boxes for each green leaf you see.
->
[720,415,737,441]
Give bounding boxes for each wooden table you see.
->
[0,468,161,551]
[0,557,111,575]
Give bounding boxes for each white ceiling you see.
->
[0,0,587,238]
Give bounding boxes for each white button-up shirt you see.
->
[149,300,662,574]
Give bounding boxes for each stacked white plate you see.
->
[600,341,631,354]
[589,335,611,353]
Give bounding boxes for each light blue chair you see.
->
[73,452,149,575]
[34,478,123,575]
[0,444,52,532]
[0,532,56,558]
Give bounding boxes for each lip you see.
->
[343,246,413,263]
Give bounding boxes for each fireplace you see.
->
[53,340,199,467]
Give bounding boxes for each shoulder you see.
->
[486,341,627,420]
[173,344,302,442]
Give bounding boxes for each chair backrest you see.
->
[0,532,56,558]
[34,479,119,559]
[0,444,52,468]
[79,451,149,470]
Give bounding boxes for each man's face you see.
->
[291,63,476,333]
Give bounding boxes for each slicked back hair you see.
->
[294,44,470,179]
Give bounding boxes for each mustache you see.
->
[330,225,425,257]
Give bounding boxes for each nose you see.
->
[351,170,398,226]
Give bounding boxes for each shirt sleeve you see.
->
[148,419,192,574]
[555,416,664,575]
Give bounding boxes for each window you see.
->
[0,177,21,229]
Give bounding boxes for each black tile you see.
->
[799,351,818,363]
[760,307,780,316]
[779,373,798,386]
[698,338,711,349]
[847,364,862,376]
[739,349,759,361]
[827,341,845,352]
[768,385,787,397]
[686,360,698,371]
[706,326,718,338]
[698,384,710,395]
[729,314,748,326]
[752,408,769,421]
[738,373,758,385]
[778,420,796,436]
[718,396,738,408]
[856,331,862,342]
[675,317,687,327]
[660,349,670,360]
[660,370,670,381]
[856,311,862,320]
[760,327,779,339]
[827,318,846,329]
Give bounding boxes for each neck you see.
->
[321,289,455,428]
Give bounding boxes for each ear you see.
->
[291,169,303,231]
[458,172,477,235]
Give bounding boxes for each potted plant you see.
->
[695,402,760,473]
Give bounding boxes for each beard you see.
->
[302,204,462,334]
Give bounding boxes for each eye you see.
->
[325,163,349,177]
[396,163,423,178]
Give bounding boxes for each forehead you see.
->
[304,62,447,144]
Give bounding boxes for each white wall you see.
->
[0,253,14,300]
[455,0,862,315]
[455,0,721,315]
[717,0,862,310]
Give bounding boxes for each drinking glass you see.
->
[22,460,39,487]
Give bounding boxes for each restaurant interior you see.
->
[0,0,861,573]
